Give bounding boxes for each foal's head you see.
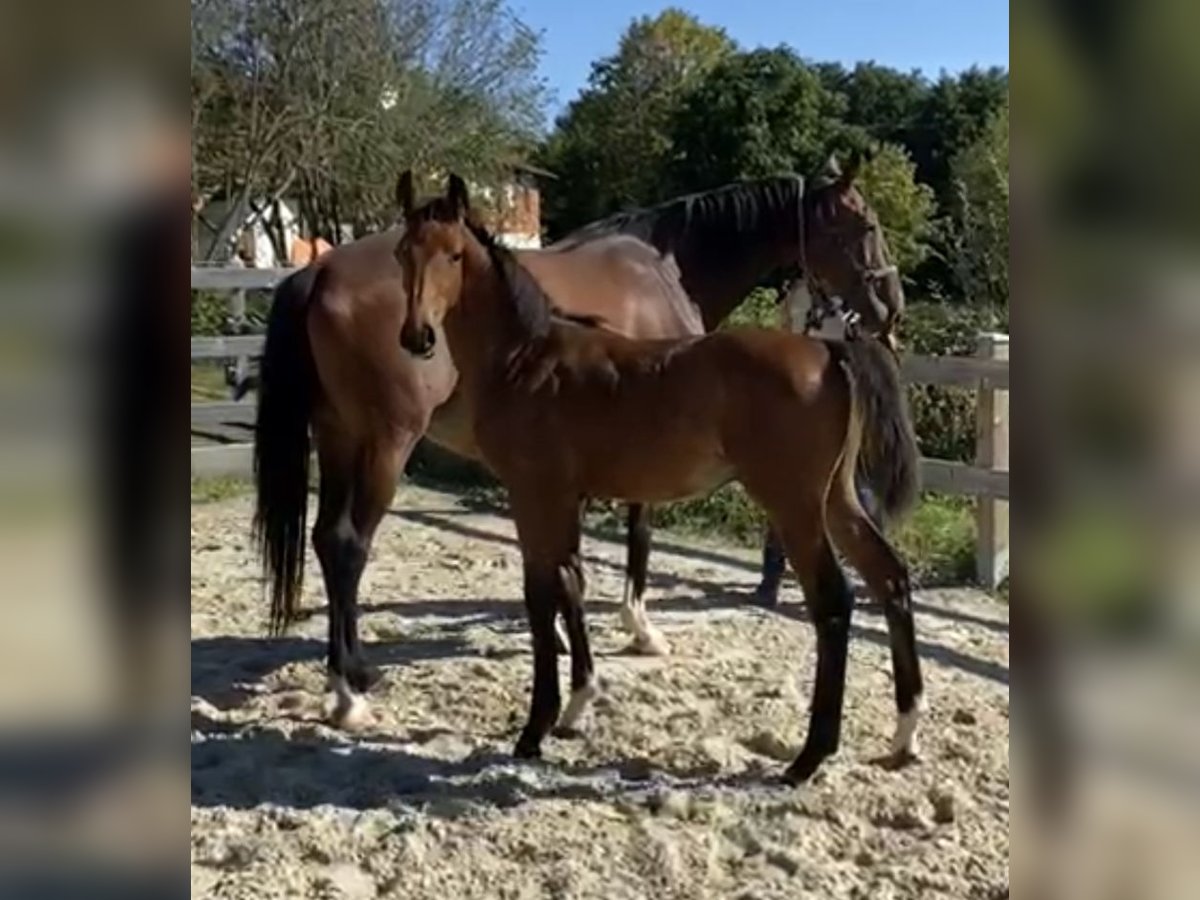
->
[804,153,905,339]
[394,170,471,358]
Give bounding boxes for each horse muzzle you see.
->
[400,323,437,359]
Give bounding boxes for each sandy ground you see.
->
[191,483,1009,899]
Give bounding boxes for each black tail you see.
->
[835,338,920,521]
[252,267,317,636]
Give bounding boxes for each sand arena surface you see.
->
[191,483,1009,899]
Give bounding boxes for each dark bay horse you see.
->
[394,175,923,783]
[253,163,905,727]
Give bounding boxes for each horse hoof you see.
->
[781,749,829,785]
[513,738,543,760]
[626,631,670,657]
[876,748,919,772]
[551,725,584,740]
[752,585,780,609]
[328,694,371,732]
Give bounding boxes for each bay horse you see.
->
[394,174,923,784]
[253,162,906,728]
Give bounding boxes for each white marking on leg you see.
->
[890,693,924,758]
[554,617,571,651]
[619,591,670,656]
[557,680,599,731]
[327,675,370,731]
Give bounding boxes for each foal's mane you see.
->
[465,219,604,336]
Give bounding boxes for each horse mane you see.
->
[554,176,806,256]
[465,219,606,335]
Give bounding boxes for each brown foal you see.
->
[395,174,924,783]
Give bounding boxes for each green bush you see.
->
[190,289,273,336]
[899,301,1007,462]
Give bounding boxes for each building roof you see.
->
[511,161,558,181]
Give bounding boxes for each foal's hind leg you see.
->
[619,504,670,656]
[826,484,924,764]
[768,512,857,785]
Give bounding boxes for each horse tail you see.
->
[253,266,317,636]
[830,338,920,522]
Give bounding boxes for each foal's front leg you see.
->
[511,493,590,759]
[514,562,563,758]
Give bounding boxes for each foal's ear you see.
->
[446,173,470,218]
[397,170,416,217]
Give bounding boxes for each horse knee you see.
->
[313,523,366,574]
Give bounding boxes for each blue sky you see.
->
[511,0,1010,117]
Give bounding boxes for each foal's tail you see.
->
[832,338,920,521]
[252,267,318,636]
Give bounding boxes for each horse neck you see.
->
[443,241,528,382]
[674,185,803,329]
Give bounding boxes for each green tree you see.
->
[666,47,845,191]
[906,66,1009,201]
[818,62,927,149]
[857,143,937,278]
[538,9,733,235]
[943,103,1009,308]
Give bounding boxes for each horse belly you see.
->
[577,422,733,504]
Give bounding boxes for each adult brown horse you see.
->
[393,174,922,783]
[253,161,905,727]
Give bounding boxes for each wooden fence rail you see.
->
[191,267,1010,587]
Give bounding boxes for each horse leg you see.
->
[312,426,413,730]
[753,525,788,607]
[619,504,670,656]
[551,519,597,738]
[826,481,924,765]
[771,513,857,785]
[510,492,587,759]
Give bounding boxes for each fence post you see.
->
[228,257,248,400]
[975,332,1009,589]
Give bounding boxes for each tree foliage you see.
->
[857,144,937,279]
[537,8,733,235]
[666,47,845,192]
[191,0,545,259]
[944,103,1009,308]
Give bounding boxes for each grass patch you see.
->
[891,493,976,586]
[191,476,253,504]
[192,364,229,401]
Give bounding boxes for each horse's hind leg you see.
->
[767,511,857,785]
[618,504,670,656]
[826,482,924,764]
[754,525,788,607]
[312,424,415,729]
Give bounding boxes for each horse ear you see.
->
[446,173,470,218]
[397,170,415,217]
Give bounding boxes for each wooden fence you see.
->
[191,267,1010,587]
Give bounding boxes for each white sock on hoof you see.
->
[327,675,370,731]
[890,693,924,758]
[634,623,671,656]
[557,681,599,731]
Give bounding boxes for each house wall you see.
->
[479,179,542,248]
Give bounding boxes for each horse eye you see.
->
[449,251,463,263]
